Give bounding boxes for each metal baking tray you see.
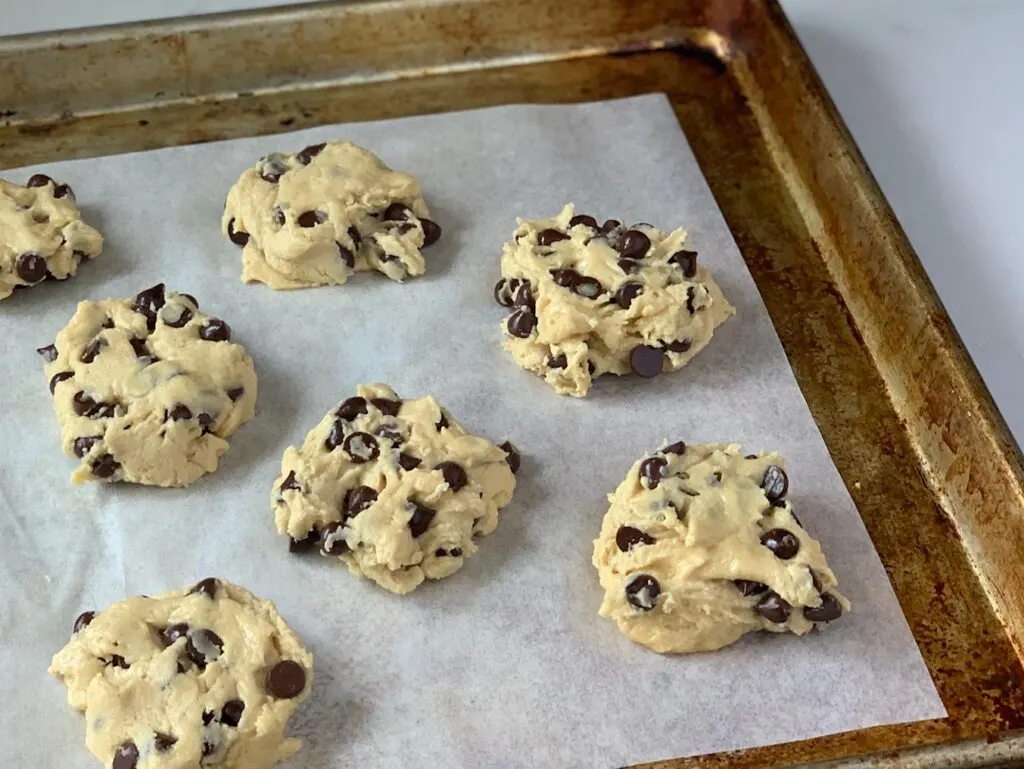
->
[3,1,1024,766]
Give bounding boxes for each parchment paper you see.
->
[0,94,944,768]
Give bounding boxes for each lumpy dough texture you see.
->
[50,578,312,769]
[273,383,519,594]
[222,140,441,288]
[593,442,849,654]
[494,204,734,397]
[40,284,257,486]
[0,174,103,300]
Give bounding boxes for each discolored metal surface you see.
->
[2,1,1024,766]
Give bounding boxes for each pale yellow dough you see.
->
[222,140,441,288]
[593,442,849,654]
[50,579,312,769]
[41,284,257,486]
[0,174,103,300]
[273,383,518,594]
[496,204,734,397]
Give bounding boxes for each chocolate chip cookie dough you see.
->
[50,578,312,769]
[39,284,257,486]
[0,174,103,300]
[222,140,441,288]
[494,204,734,397]
[273,383,519,594]
[593,442,848,653]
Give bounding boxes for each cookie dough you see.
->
[273,383,519,594]
[50,578,312,769]
[0,173,103,300]
[592,442,848,653]
[39,284,257,486]
[222,140,442,288]
[494,204,734,397]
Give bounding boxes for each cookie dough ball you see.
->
[494,204,734,397]
[50,578,312,769]
[592,442,848,653]
[222,140,442,289]
[273,383,519,594]
[39,284,257,486]
[0,174,103,300]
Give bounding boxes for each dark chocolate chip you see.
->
[279,470,301,493]
[227,218,250,247]
[670,249,698,277]
[186,628,224,668]
[569,214,598,230]
[435,548,449,557]
[506,306,537,338]
[336,242,355,268]
[154,734,177,752]
[450,547,463,557]
[180,294,198,308]
[79,339,104,364]
[371,397,401,416]
[421,218,442,247]
[165,404,193,422]
[686,286,698,314]
[189,577,219,599]
[662,441,687,455]
[383,202,412,221]
[73,611,95,633]
[36,343,57,362]
[398,452,421,471]
[129,338,150,358]
[436,461,468,492]
[600,219,621,234]
[26,173,53,188]
[260,160,287,183]
[639,456,668,489]
[202,740,218,757]
[267,660,306,699]
[760,528,800,560]
[550,268,579,288]
[133,284,166,331]
[618,230,650,261]
[106,654,130,669]
[297,143,326,164]
[320,521,349,555]
[91,454,120,478]
[112,740,139,769]
[374,423,403,445]
[512,282,534,310]
[342,432,379,463]
[72,436,100,458]
[616,526,655,552]
[345,486,378,517]
[289,530,319,553]
[49,371,73,393]
[614,282,643,309]
[272,207,286,226]
[199,318,231,342]
[548,353,567,369]
[625,574,660,611]
[733,579,769,596]
[618,258,641,274]
[664,338,692,353]
[804,593,843,622]
[335,396,368,421]
[226,387,245,402]
[761,465,789,504]
[493,278,520,307]
[163,306,193,329]
[297,210,326,228]
[15,252,47,283]
[324,419,347,451]
[161,623,189,647]
[53,183,74,200]
[221,699,245,727]
[809,569,823,592]
[537,229,570,247]
[628,345,663,378]
[499,440,521,474]
[344,225,361,250]
[202,711,216,726]
[572,276,604,299]
[407,503,436,537]
[755,592,791,623]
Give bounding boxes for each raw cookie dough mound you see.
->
[39,284,257,486]
[593,442,848,653]
[273,383,519,594]
[222,140,442,288]
[0,173,103,300]
[494,204,734,397]
[50,578,312,769]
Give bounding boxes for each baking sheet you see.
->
[0,94,944,768]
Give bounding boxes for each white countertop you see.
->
[4,0,1023,444]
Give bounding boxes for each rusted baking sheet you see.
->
[3,1,1024,766]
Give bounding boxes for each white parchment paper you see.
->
[0,95,943,767]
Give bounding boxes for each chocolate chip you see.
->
[341,226,361,252]
[809,569,823,592]
[761,465,789,504]
[600,219,621,234]
[512,282,534,309]
[53,183,74,200]
[755,592,791,623]
[733,579,769,596]
[370,397,401,416]
[345,486,378,517]
[73,392,116,419]
[297,143,326,164]
[628,345,663,378]
[383,202,412,221]
[297,210,326,228]
[165,404,192,421]
[421,218,442,247]
[569,214,598,229]
[614,282,643,309]
[320,521,349,555]
[618,230,651,261]
[199,319,231,342]
[79,339,103,364]
[91,454,120,478]
[662,441,687,455]
[499,440,521,474]
[670,249,698,278]
[435,548,449,557]
[616,526,655,552]
[221,699,245,727]
[154,734,177,752]
[374,423,403,445]
[163,306,193,329]
[15,252,47,283]
[572,276,604,299]
[324,419,347,451]
[226,387,245,402]
[550,268,579,288]
[407,503,436,537]
[272,207,286,226]
[186,628,224,668]
[506,306,537,338]
[618,258,641,274]
[112,740,139,769]
[227,218,249,247]
[336,242,355,268]
[639,456,668,489]
[664,338,692,353]
[493,278,520,307]
[548,353,567,369]
[128,338,149,358]
[26,173,53,188]
[133,284,166,331]
[537,229,570,247]
[180,294,198,308]
[36,343,57,362]
[336,397,368,421]
[49,371,73,393]
[260,160,287,183]
[760,528,800,560]
[436,461,468,492]
[289,530,319,553]
[398,452,421,471]
[189,577,219,599]
[279,470,302,493]
[686,286,698,314]
[804,593,843,622]
[202,740,217,757]
[161,623,189,647]
[450,547,463,557]
[342,432,379,463]
[72,436,99,458]
[202,711,216,725]
[625,574,660,611]
[267,660,306,699]
[106,654,130,669]
[73,611,95,633]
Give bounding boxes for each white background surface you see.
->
[2,0,1021,442]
